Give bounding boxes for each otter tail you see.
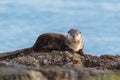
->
[0,47,33,60]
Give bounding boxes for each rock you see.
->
[4,51,83,68]
[0,50,120,80]
[0,66,47,80]
[83,54,120,70]
[0,63,119,80]
[39,67,111,80]
[9,55,39,67]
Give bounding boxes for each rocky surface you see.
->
[0,62,119,80]
[0,50,120,80]
[2,51,83,68]
[84,54,120,71]
[0,65,47,80]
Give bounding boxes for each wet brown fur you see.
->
[33,33,66,51]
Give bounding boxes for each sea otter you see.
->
[0,29,84,60]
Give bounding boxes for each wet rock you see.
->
[108,63,120,71]
[83,54,120,70]
[4,51,83,68]
[0,63,118,80]
[39,67,111,80]
[9,55,39,67]
[0,66,47,80]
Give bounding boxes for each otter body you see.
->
[33,29,84,55]
[33,33,66,51]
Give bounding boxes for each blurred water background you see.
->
[0,0,120,56]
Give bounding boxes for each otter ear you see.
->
[68,29,73,33]
[68,30,70,33]
[79,31,81,33]
[68,30,71,33]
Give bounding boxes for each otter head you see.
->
[67,29,82,42]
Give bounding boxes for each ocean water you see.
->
[0,0,120,56]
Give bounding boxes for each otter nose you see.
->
[73,35,75,38]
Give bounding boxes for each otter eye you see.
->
[75,34,78,37]
[76,33,79,35]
